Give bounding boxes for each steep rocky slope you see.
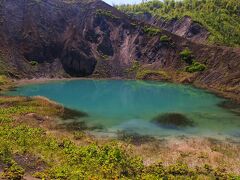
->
[117,0,240,47]
[0,0,239,100]
[129,12,209,43]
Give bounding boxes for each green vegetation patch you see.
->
[0,75,9,86]
[0,76,13,92]
[179,48,206,73]
[160,35,171,42]
[0,124,143,179]
[180,48,193,65]
[185,61,206,73]
[117,0,240,47]
[96,9,120,19]
[126,60,141,73]
[142,26,161,36]
[136,69,170,80]
[0,124,238,179]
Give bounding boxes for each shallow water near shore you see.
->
[6,79,240,139]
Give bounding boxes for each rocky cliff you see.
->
[0,0,239,100]
[131,12,209,43]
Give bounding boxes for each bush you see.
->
[160,35,170,42]
[185,61,206,73]
[143,26,161,36]
[96,9,119,19]
[73,131,85,140]
[180,48,193,64]
[1,162,25,180]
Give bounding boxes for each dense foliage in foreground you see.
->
[0,96,239,179]
[117,0,240,47]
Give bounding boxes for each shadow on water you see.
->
[58,107,103,131]
[218,101,240,116]
[60,107,88,120]
[117,130,157,145]
[151,112,195,130]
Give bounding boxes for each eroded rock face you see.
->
[133,13,209,43]
[0,0,101,77]
[152,113,194,129]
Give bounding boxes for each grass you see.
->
[0,76,13,92]
[136,69,170,80]
[0,75,9,86]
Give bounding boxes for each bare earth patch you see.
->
[130,136,240,174]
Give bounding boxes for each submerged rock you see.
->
[152,113,194,129]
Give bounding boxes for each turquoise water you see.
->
[7,80,240,138]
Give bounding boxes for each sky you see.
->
[103,0,144,5]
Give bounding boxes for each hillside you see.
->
[0,0,239,101]
[117,0,240,47]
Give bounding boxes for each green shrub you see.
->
[180,48,193,64]
[73,131,85,140]
[160,35,170,42]
[0,143,12,164]
[167,163,191,176]
[1,162,25,180]
[185,61,206,73]
[143,26,161,36]
[96,9,119,19]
